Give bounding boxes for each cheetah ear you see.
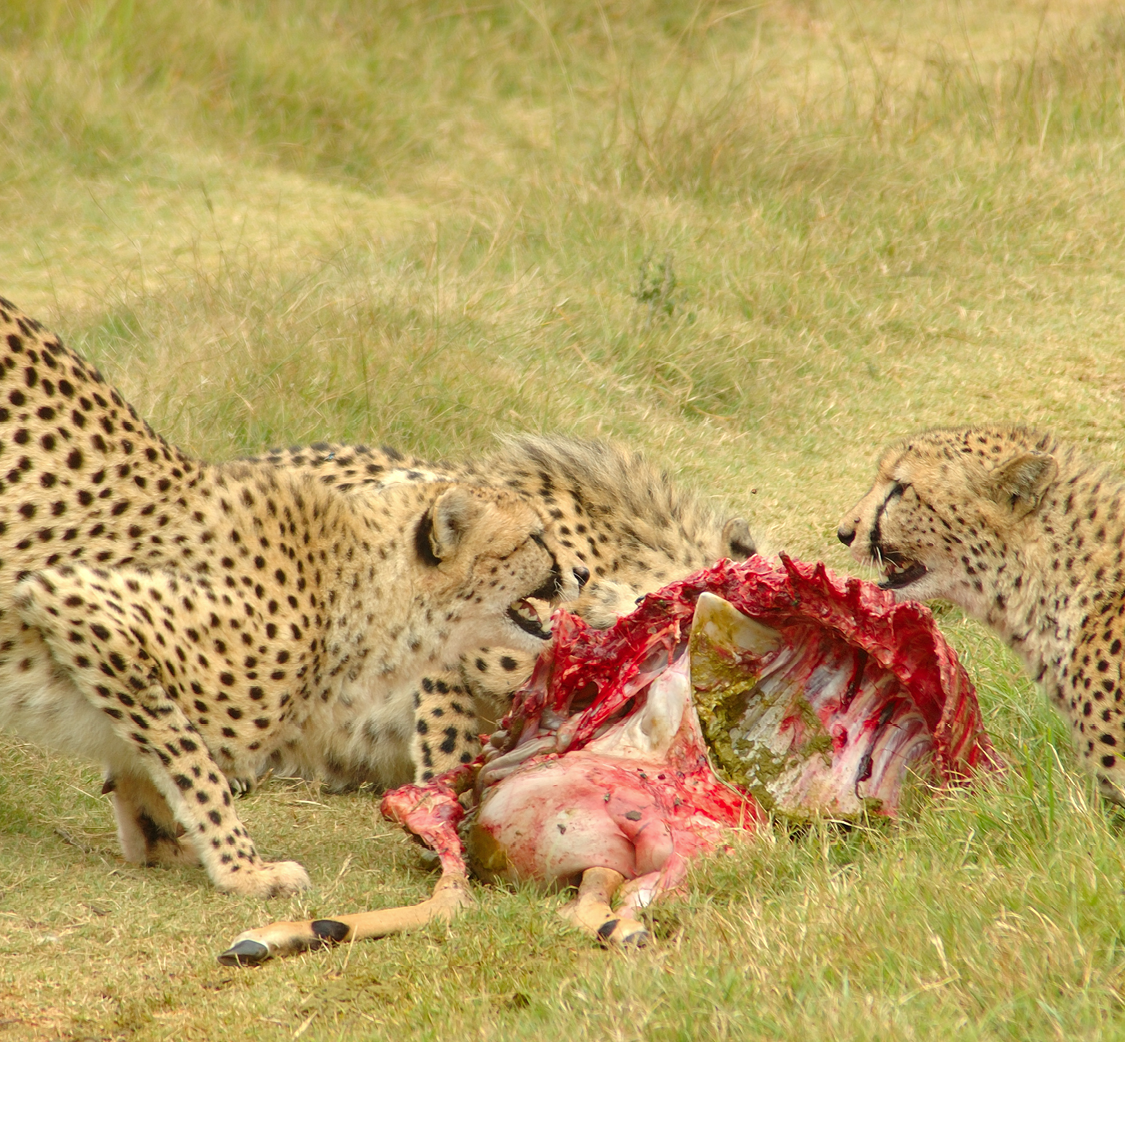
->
[425,486,485,562]
[988,452,1057,517]
[722,517,756,560]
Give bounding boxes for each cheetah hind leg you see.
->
[17,567,310,898]
[103,771,202,867]
[217,871,473,965]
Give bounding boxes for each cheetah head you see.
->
[416,484,571,653]
[837,428,1058,612]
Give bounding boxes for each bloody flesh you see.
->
[381,557,997,901]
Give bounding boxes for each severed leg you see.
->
[617,853,689,919]
[558,866,651,947]
[218,766,475,965]
[217,870,472,966]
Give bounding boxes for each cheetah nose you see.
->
[837,526,856,547]
[573,566,590,589]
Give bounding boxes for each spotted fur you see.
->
[839,426,1125,803]
[249,435,757,780]
[0,297,564,894]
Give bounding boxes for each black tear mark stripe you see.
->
[414,512,440,567]
[869,484,900,559]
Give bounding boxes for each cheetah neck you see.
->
[981,455,1125,704]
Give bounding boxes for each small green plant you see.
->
[634,251,677,327]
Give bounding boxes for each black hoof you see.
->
[621,929,651,949]
[596,918,620,942]
[217,939,271,967]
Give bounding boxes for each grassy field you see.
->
[3,0,1125,1041]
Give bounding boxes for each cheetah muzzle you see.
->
[868,551,922,594]
[874,549,928,592]
[506,598,552,640]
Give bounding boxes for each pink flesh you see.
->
[465,650,759,889]
[380,763,473,881]
[381,557,997,898]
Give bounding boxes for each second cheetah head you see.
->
[836,428,1059,616]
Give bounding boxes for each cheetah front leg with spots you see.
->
[410,650,545,781]
[100,766,259,867]
[462,647,534,712]
[14,569,310,897]
[412,665,491,781]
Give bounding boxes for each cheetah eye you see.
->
[887,482,906,501]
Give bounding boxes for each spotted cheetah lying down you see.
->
[0,298,572,895]
[838,426,1125,805]
[248,436,757,785]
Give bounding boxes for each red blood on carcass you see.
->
[381,557,997,904]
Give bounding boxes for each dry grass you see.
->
[3,0,1125,1040]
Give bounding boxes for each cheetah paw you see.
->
[219,859,312,898]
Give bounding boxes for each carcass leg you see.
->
[217,871,472,966]
[559,866,650,947]
[617,853,689,919]
[218,769,475,966]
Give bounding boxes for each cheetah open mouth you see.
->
[877,551,928,591]
[508,599,551,641]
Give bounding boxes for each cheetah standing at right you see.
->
[838,426,1125,804]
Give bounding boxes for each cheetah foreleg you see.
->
[407,650,543,784]
[16,568,310,897]
[461,646,535,712]
[102,763,257,866]
[411,665,491,781]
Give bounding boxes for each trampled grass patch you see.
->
[3,0,1125,1040]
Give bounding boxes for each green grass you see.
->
[4,0,1125,1040]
